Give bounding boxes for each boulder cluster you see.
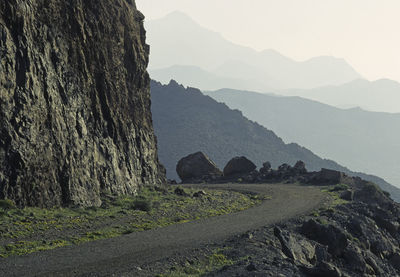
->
[175,151,350,185]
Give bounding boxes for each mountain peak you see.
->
[158,10,198,25]
[260,49,287,58]
[168,79,185,89]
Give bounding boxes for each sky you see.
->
[136,0,400,83]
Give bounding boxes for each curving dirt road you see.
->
[0,183,327,277]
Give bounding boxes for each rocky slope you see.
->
[151,80,398,202]
[204,181,400,277]
[0,0,165,207]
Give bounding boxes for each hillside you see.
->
[205,88,400,190]
[150,80,400,201]
[146,11,360,90]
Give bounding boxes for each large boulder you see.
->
[312,169,346,185]
[176,152,222,183]
[301,261,342,277]
[259,162,272,175]
[274,227,315,265]
[223,156,257,177]
[342,245,366,273]
[301,219,348,257]
[293,161,307,174]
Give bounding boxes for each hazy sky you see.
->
[136,0,400,83]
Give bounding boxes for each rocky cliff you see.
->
[0,0,165,207]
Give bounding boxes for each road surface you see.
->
[0,183,326,276]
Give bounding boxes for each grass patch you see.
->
[311,211,320,217]
[159,249,234,277]
[330,183,349,192]
[0,239,68,258]
[0,186,261,258]
[321,186,349,208]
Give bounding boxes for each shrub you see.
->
[383,190,391,197]
[330,183,349,192]
[132,199,152,212]
[0,199,16,210]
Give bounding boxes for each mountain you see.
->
[150,65,270,92]
[151,80,400,202]
[0,0,165,207]
[279,78,400,113]
[205,88,400,190]
[146,11,361,90]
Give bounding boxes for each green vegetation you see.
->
[311,211,320,217]
[316,218,329,225]
[320,185,349,209]
[0,199,16,210]
[159,249,234,277]
[330,183,349,192]
[0,186,261,258]
[1,240,69,257]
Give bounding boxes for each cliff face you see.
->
[0,0,165,207]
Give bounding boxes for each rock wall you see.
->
[0,0,165,207]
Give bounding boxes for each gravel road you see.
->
[0,183,326,277]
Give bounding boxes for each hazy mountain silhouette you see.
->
[279,78,400,113]
[205,88,400,189]
[150,65,271,92]
[146,11,361,90]
[151,80,400,201]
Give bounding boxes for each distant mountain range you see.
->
[146,11,361,90]
[151,80,400,202]
[147,11,400,114]
[150,65,269,92]
[205,88,400,189]
[279,78,400,113]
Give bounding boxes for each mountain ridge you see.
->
[279,78,400,113]
[205,88,400,190]
[146,11,361,89]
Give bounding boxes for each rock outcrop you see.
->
[312,168,347,184]
[176,152,222,183]
[0,0,165,207]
